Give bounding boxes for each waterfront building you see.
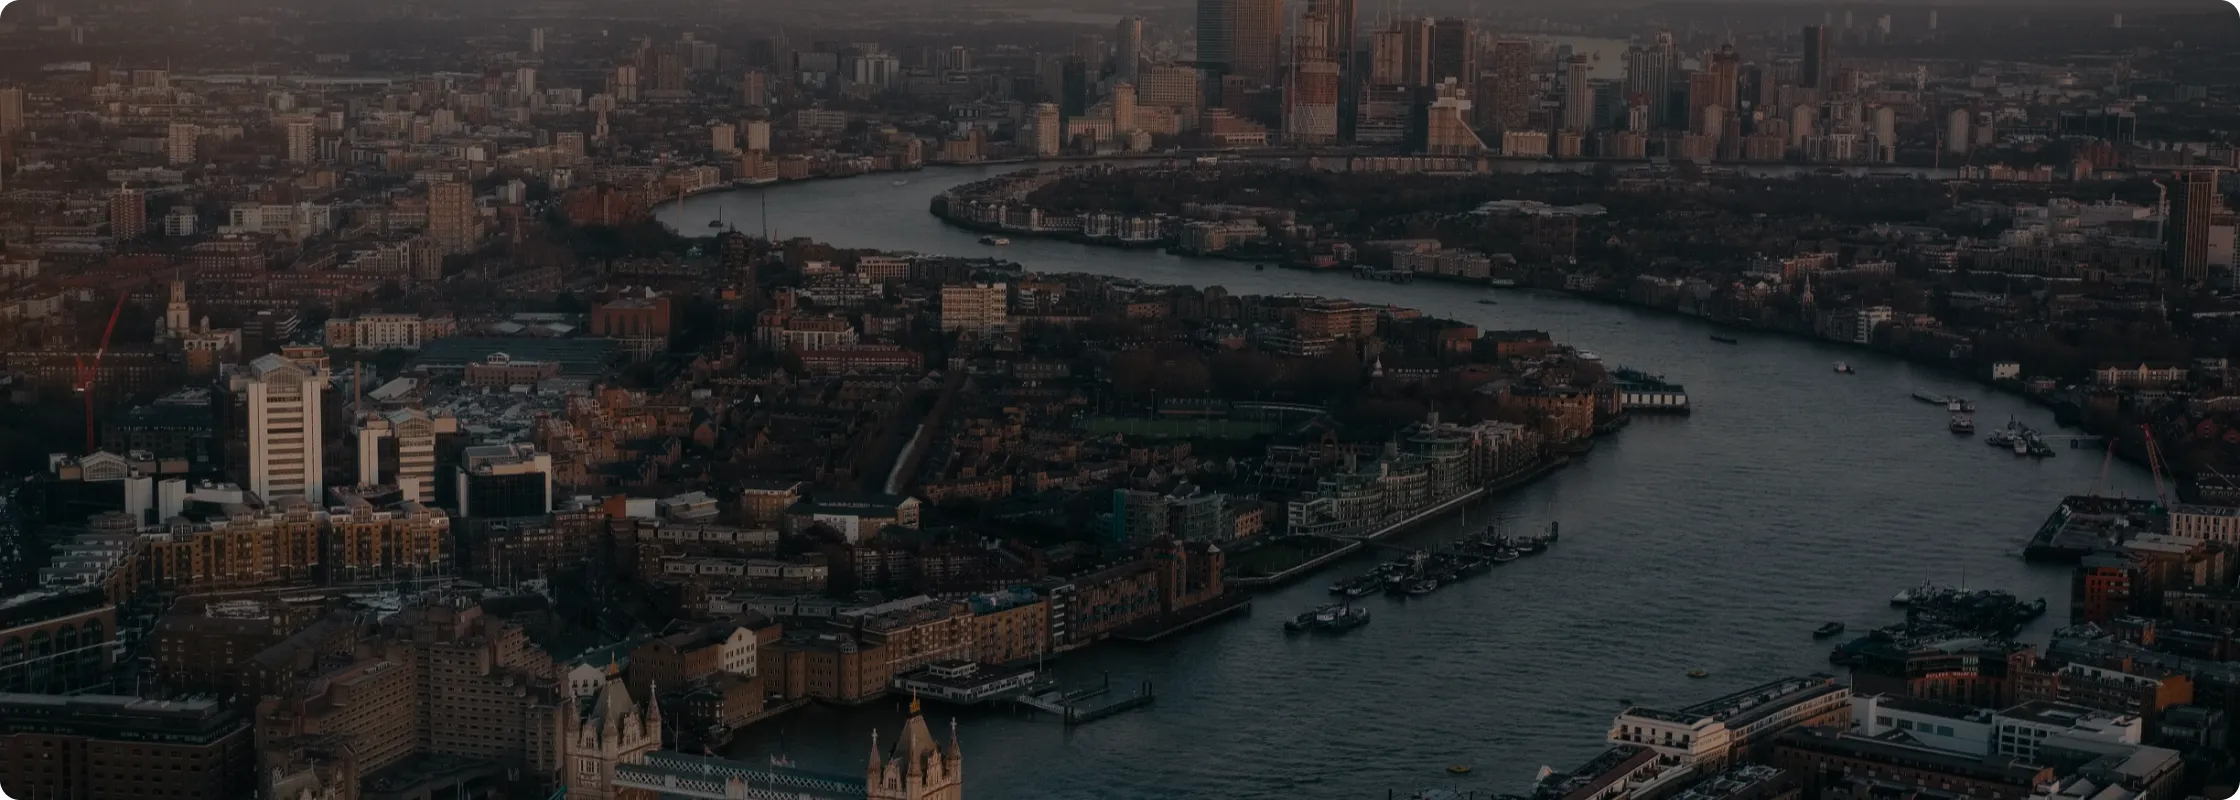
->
[1845,637,2036,708]
[0,693,255,800]
[1772,727,2051,800]
[1608,675,1851,768]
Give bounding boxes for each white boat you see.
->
[1890,589,1913,606]
[1946,399,1964,412]
[1834,362,1855,374]
[978,236,1010,246]
[891,179,910,187]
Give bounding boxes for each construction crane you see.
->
[72,293,129,454]
[2139,422,2171,509]
[2090,436,2117,498]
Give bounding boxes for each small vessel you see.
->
[1890,588,1913,607]
[1960,400,1977,413]
[1709,334,1739,344]
[1255,264,1266,271]
[1834,362,1855,374]
[1406,579,1439,596]
[2013,438,2029,456]
[1914,389,1948,404]
[708,207,726,229]
[1491,546,1520,564]
[891,179,910,187]
[1446,765,1473,775]
[1950,416,1975,435]
[1476,299,1499,305]
[1813,622,1846,638]
[979,235,1010,246]
[1686,668,1709,679]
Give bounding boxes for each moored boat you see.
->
[1813,621,1846,638]
[1950,416,1975,435]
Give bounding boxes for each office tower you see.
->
[2167,170,2219,284]
[1030,103,1062,157]
[1485,39,1532,134]
[167,122,200,165]
[1060,57,1091,118]
[1307,0,1356,139]
[428,180,475,255]
[1562,55,1592,132]
[1198,0,1283,90]
[109,188,146,238]
[456,443,554,518]
[1398,17,1434,87]
[1113,82,1137,132]
[358,409,451,503]
[284,119,315,164]
[231,352,330,505]
[1707,45,1740,116]
[1116,16,1144,83]
[1427,18,1474,86]
[1624,34,1677,129]
[1287,12,1341,145]
[1141,63,1202,126]
[610,64,639,102]
[0,87,22,136]
[1802,25,1831,90]
[1369,27,1407,85]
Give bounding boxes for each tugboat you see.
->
[1950,415,1975,435]
[1813,622,1846,638]
[1834,362,1856,374]
[1709,334,1739,344]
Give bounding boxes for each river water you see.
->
[654,167,2150,799]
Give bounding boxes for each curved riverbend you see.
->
[656,167,2151,800]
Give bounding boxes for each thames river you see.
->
[655,167,2150,799]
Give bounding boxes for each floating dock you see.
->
[1010,675,1155,726]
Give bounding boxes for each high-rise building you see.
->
[1625,34,1678,129]
[2167,170,2220,284]
[165,279,193,338]
[1802,25,1831,90]
[230,351,330,505]
[1141,63,1202,127]
[167,122,200,165]
[1030,103,1062,157]
[1116,16,1145,83]
[1707,45,1740,117]
[1427,18,1475,86]
[1369,27,1407,85]
[1060,56,1091,118]
[284,119,315,164]
[1307,0,1357,139]
[711,122,736,154]
[1562,55,1593,132]
[741,70,769,107]
[428,179,476,255]
[1197,0,1283,91]
[1398,17,1435,87]
[1485,39,1533,134]
[110,188,146,239]
[530,26,546,54]
[1113,82,1138,132]
[611,64,640,103]
[1944,107,1972,155]
[744,120,772,152]
[1287,12,1341,145]
[0,87,23,136]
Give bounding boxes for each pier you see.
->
[1009,674,1156,726]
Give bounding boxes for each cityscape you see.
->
[0,0,2236,799]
